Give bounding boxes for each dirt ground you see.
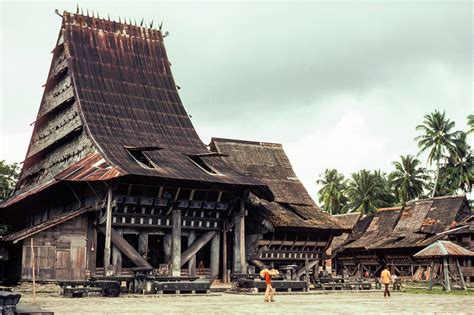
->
[19,291,474,315]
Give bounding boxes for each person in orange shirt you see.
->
[380,265,393,298]
[260,267,279,302]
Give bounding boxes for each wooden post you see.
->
[112,229,123,276]
[103,188,113,275]
[138,231,149,261]
[171,209,182,276]
[443,257,450,292]
[87,216,97,277]
[428,260,435,290]
[222,228,227,283]
[187,231,196,276]
[233,200,246,273]
[304,258,310,287]
[210,233,220,279]
[181,231,216,266]
[455,258,467,290]
[31,238,36,304]
[163,234,172,264]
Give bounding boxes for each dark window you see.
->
[186,155,218,175]
[127,149,157,169]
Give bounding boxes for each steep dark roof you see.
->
[63,13,261,186]
[210,138,341,230]
[339,195,471,251]
[343,208,402,250]
[330,213,362,251]
[3,12,271,208]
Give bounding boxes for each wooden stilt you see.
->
[138,231,149,261]
[187,231,196,276]
[428,260,435,290]
[455,259,467,290]
[233,200,246,273]
[222,228,227,282]
[210,233,220,279]
[163,234,172,264]
[171,209,182,276]
[443,257,450,292]
[103,188,113,275]
[31,238,36,304]
[181,231,216,266]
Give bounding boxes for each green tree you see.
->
[415,110,461,197]
[316,169,347,215]
[343,170,393,215]
[389,155,429,205]
[0,160,20,201]
[468,114,474,134]
[446,133,473,193]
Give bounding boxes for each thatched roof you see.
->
[3,12,272,208]
[413,240,474,258]
[330,213,361,250]
[343,207,402,250]
[339,195,471,251]
[210,138,341,231]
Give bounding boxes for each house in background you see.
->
[332,195,472,282]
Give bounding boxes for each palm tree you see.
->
[448,133,474,193]
[389,155,429,205]
[468,114,474,134]
[343,170,392,215]
[316,169,347,215]
[415,110,461,197]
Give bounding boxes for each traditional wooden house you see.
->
[446,214,474,283]
[209,138,342,278]
[333,195,471,279]
[0,11,275,282]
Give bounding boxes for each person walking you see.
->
[260,267,278,302]
[381,265,392,298]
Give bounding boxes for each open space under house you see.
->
[0,11,343,283]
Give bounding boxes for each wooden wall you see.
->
[22,214,88,280]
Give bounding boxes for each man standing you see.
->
[381,265,392,298]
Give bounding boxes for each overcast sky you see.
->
[0,1,472,200]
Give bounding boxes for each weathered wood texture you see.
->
[210,233,220,279]
[97,226,151,268]
[181,231,216,266]
[22,214,88,280]
[187,231,196,276]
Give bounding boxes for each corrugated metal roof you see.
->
[414,240,474,258]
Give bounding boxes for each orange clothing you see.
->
[264,271,272,285]
[381,269,391,284]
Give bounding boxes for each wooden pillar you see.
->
[233,200,246,273]
[171,209,182,277]
[187,231,197,276]
[112,229,122,276]
[87,216,97,276]
[210,233,220,279]
[428,258,434,290]
[443,257,450,292]
[163,234,172,264]
[103,188,113,275]
[456,258,467,290]
[138,231,149,261]
[222,228,228,282]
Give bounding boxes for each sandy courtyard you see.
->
[19,291,474,315]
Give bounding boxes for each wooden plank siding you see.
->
[21,214,88,280]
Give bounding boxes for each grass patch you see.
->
[403,286,474,296]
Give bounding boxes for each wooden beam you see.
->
[222,228,228,282]
[294,259,319,280]
[138,231,149,260]
[210,233,220,279]
[181,231,216,266]
[103,188,113,275]
[97,226,152,268]
[233,200,246,273]
[171,209,181,276]
[443,257,450,292]
[187,231,197,276]
[456,258,467,290]
[163,234,172,264]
